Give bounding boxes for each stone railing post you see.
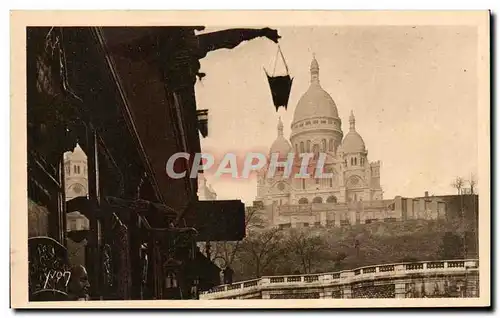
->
[260,277,271,287]
[465,259,479,268]
[319,273,331,283]
[342,285,352,299]
[338,270,354,299]
[394,281,406,298]
[395,264,406,273]
[340,270,354,281]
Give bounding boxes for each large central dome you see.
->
[292,57,339,123]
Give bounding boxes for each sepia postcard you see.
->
[10,10,490,309]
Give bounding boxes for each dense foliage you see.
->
[204,213,478,282]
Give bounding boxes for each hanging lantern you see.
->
[264,45,293,111]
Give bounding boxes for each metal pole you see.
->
[86,128,102,299]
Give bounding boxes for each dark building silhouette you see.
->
[27,26,279,300]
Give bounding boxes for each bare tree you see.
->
[245,206,267,232]
[238,228,284,278]
[198,205,268,269]
[467,173,477,194]
[285,229,326,274]
[451,176,465,195]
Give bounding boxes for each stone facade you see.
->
[63,144,90,232]
[254,57,449,228]
[251,193,447,229]
[257,57,383,207]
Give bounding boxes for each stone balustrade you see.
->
[199,259,479,299]
[277,205,313,215]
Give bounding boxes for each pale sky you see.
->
[194,26,478,204]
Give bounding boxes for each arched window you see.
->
[66,164,70,175]
[329,178,333,187]
[74,165,77,174]
[350,158,354,165]
[300,142,304,153]
[312,197,323,204]
[298,198,309,204]
[77,166,81,174]
[329,139,334,152]
[321,139,327,152]
[354,157,357,166]
[326,196,337,203]
[302,179,305,189]
[306,140,311,152]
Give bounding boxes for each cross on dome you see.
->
[310,54,320,83]
[349,110,356,131]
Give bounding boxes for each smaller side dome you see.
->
[341,111,366,154]
[269,117,292,158]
